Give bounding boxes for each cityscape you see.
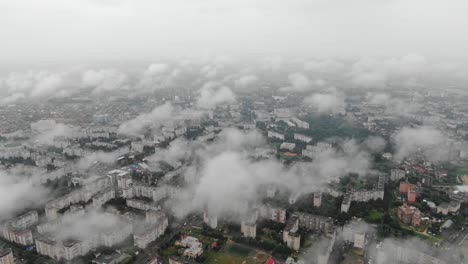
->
[1,1,468,264]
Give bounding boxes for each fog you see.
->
[1,0,468,64]
[0,170,48,220]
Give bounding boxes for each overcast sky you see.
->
[1,0,467,63]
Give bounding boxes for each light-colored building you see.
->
[177,236,204,259]
[283,215,301,251]
[267,131,285,140]
[91,188,115,209]
[241,221,257,238]
[342,220,369,249]
[35,236,84,261]
[294,133,312,143]
[290,117,309,129]
[313,192,322,208]
[341,193,351,213]
[134,212,168,249]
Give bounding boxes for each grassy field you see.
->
[368,210,384,222]
[204,241,269,264]
[227,243,252,257]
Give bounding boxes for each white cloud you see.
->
[196,83,236,109]
[118,102,175,135]
[82,68,129,93]
[235,74,258,88]
[393,126,449,162]
[0,170,48,220]
[303,92,345,114]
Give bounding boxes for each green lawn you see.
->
[368,210,384,222]
[227,243,252,257]
[204,241,269,264]
[205,252,249,264]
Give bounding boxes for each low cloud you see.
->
[393,126,449,162]
[0,92,25,105]
[196,82,236,109]
[82,68,129,94]
[53,210,129,243]
[279,72,312,92]
[167,130,372,219]
[363,136,387,153]
[118,102,203,136]
[118,102,175,136]
[31,120,78,145]
[304,58,345,73]
[0,170,48,220]
[76,151,120,170]
[348,54,430,89]
[234,74,258,89]
[303,91,345,114]
[370,237,465,264]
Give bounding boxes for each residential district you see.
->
[0,81,468,264]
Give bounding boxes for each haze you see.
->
[1,0,468,64]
